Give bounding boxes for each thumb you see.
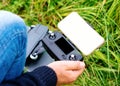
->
[65,61,85,70]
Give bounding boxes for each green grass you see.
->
[0,0,120,86]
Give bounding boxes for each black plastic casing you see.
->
[42,32,83,61]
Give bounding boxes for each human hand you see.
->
[47,61,85,86]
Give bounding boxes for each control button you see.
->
[49,33,56,40]
[69,54,76,60]
[30,53,38,60]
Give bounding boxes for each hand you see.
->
[47,61,85,86]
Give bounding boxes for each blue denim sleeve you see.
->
[0,10,27,83]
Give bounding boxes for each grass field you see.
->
[0,0,120,86]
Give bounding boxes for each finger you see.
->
[73,67,85,76]
[67,68,85,81]
[64,61,85,70]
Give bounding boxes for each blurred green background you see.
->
[0,0,120,86]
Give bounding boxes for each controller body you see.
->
[42,31,83,61]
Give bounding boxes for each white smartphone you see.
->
[58,12,104,56]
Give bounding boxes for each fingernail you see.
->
[80,62,85,68]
